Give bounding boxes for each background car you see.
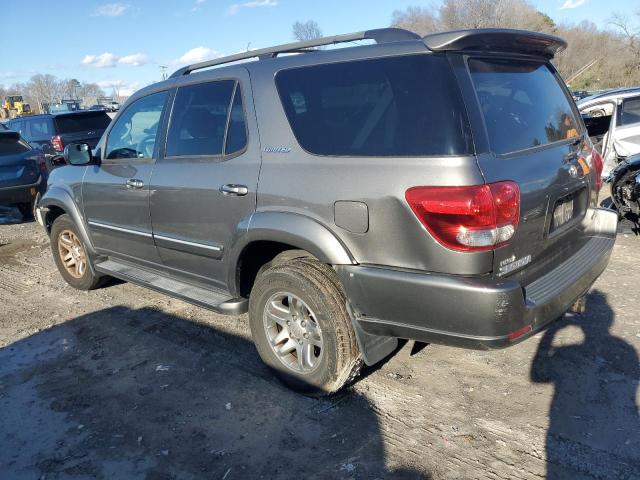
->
[0,130,47,218]
[579,87,640,177]
[5,110,112,160]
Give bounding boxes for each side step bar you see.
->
[95,259,248,315]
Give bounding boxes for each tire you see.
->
[249,257,362,396]
[16,192,39,220]
[50,214,103,290]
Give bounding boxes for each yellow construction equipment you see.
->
[0,95,33,119]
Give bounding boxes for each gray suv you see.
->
[37,28,617,395]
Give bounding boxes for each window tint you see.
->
[55,112,111,134]
[27,118,52,141]
[166,80,236,157]
[469,59,579,154]
[225,86,247,154]
[8,120,25,137]
[106,92,167,160]
[620,96,640,127]
[275,55,472,156]
[0,136,31,155]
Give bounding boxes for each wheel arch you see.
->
[229,212,355,297]
[39,186,96,255]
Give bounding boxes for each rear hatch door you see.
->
[54,111,112,149]
[0,132,39,188]
[467,57,594,284]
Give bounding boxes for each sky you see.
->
[1,0,638,97]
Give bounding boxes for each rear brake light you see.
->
[405,181,520,252]
[51,135,64,152]
[591,149,603,193]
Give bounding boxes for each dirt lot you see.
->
[0,212,639,480]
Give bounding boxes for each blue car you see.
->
[0,129,47,218]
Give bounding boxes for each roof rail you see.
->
[169,28,421,78]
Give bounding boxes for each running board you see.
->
[95,259,248,315]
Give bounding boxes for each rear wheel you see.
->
[249,257,362,396]
[51,214,103,290]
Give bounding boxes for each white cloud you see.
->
[82,53,119,68]
[118,53,147,66]
[97,80,140,97]
[92,3,130,16]
[227,0,278,16]
[174,46,221,64]
[82,52,147,68]
[560,0,586,9]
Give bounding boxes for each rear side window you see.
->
[0,136,31,155]
[469,59,579,154]
[26,118,52,141]
[55,112,111,134]
[620,96,640,127]
[275,55,473,157]
[166,80,244,157]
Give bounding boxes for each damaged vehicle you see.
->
[578,87,640,178]
[37,28,617,395]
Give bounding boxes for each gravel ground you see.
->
[0,210,638,479]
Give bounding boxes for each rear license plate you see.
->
[552,197,575,230]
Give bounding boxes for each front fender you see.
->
[227,211,355,291]
[38,186,96,255]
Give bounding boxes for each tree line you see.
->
[293,1,639,90]
[0,74,105,113]
[390,0,640,90]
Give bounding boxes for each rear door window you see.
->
[166,80,238,157]
[275,54,473,156]
[26,118,53,141]
[55,112,112,134]
[469,58,580,154]
[620,96,640,127]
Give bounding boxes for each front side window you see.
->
[469,58,580,154]
[105,92,167,160]
[275,55,473,157]
[620,96,640,127]
[166,80,242,157]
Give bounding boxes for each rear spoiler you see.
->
[0,130,20,141]
[424,28,567,59]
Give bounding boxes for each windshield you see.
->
[55,112,111,134]
[469,58,580,154]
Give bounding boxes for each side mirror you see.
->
[64,143,93,166]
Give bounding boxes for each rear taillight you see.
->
[51,135,64,152]
[591,149,603,192]
[405,181,520,252]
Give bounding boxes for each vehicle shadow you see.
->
[0,306,429,479]
[530,290,640,479]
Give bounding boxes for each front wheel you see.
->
[50,214,103,290]
[249,258,362,396]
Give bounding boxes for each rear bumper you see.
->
[337,208,617,350]
[0,177,42,205]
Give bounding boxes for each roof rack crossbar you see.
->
[170,28,420,78]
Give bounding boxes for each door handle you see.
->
[220,184,248,196]
[126,179,144,189]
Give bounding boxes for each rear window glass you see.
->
[0,136,31,155]
[469,59,579,154]
[275,55,473,156]
[27,118,53,141]
[55,112,111,134]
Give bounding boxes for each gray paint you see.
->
[37,29,617,360]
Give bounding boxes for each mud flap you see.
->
[347,303,398,366]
